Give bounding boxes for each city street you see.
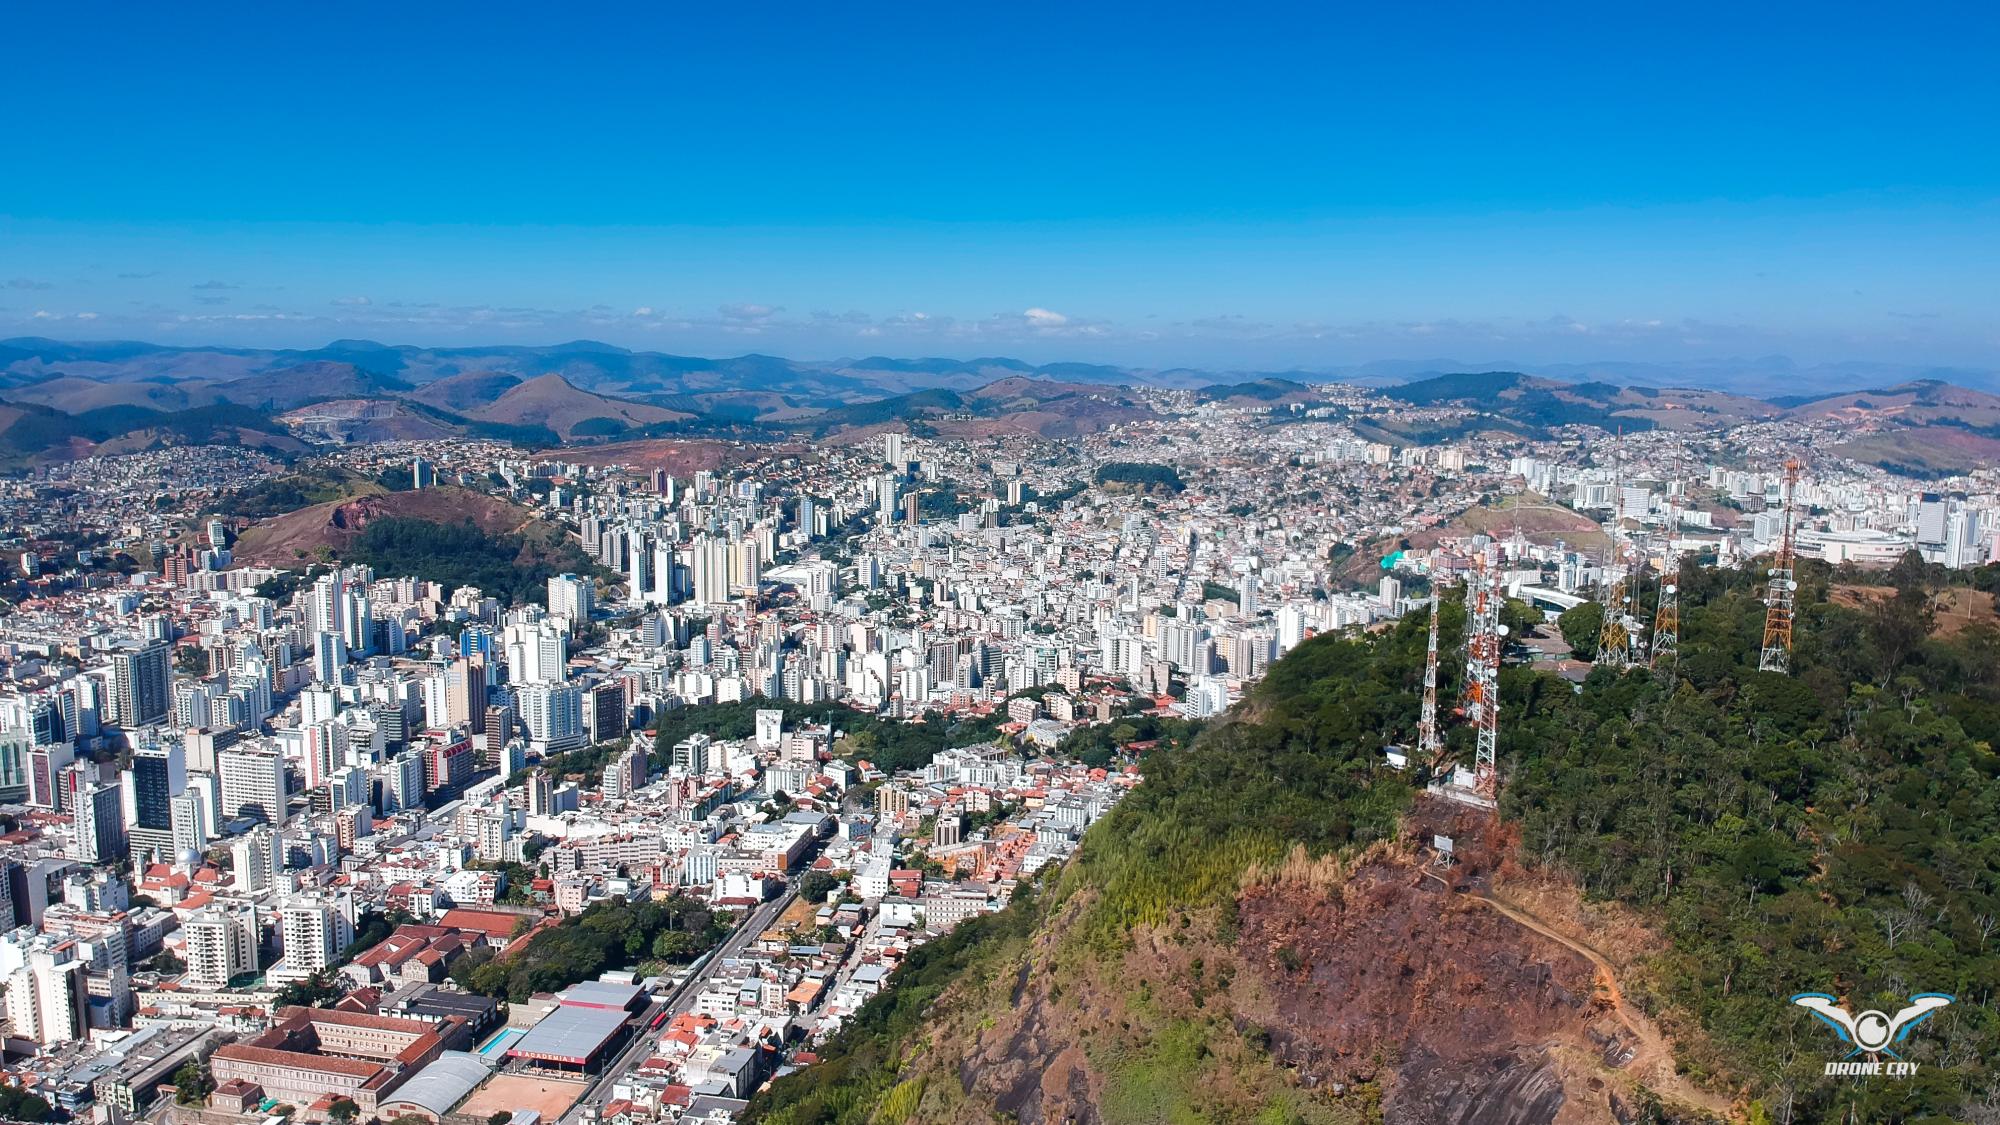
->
[558,885,799,1124]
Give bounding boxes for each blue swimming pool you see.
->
[476,1027,525,1059]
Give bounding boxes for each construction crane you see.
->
[1759,458,1802,673]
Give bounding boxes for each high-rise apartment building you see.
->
[546,573,592,632]
[183,907,258,989]
[218,745,287,825]
[109,644,170,728]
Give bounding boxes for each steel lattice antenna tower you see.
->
[1596,571,1631,668]
[1596,437,1633,668]
[1465,545,1503,798]
[1759,458,1802,673]
[1418,578,1446,762]
[1651,474,1680,669]
[1627,531,1651,666]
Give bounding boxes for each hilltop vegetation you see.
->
[340,515,597,606]
[225,468,383,518]
[1507,558,2000,1118]
[749,556,2000,1124]
[1093,461,1185,493]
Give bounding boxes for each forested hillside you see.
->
[748,557,2000,1125]
[341,516,598,606]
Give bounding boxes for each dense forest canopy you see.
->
[341,515,596,606]
[1093,461,1186,493]
[749,554,2000,1124]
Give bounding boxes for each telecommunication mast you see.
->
[1758,458,1802,674]
[1465,545,1503,799]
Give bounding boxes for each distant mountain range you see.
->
[1322,355,2000,398]
[1377,370,2000,477]
[7,336,1990,402]
[1378,371,1779,433]
[0,337,1161,405]
[0,337,1996,475]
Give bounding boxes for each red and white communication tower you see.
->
[1758,458,1801,674]
[1463,545,1504,799]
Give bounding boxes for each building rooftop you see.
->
[380,1051,489,1118]
[554,980,643,1011]
[507,1005,628,1065]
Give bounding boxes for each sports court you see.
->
[456,1073,590,1123]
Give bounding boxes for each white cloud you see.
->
[719,302,779,321]
[632,306,654,317]
[331,295,372,306]
[1024,307,1068,327]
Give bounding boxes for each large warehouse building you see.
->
[506,1003,631,1073]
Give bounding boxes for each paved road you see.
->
[558,885,799,1124]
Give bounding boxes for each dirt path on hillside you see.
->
[1475,887,1734,1119]
[1416,863,1734,1120]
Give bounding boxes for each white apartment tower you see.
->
[183,907,258,989]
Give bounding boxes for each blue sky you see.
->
[4,2,1997,369]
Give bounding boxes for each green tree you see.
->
[274,970,340,1008]
[172,1058,214,1105]
[0,1087,53,1123]
[799,870,838,904]
[1557,600,1603,660]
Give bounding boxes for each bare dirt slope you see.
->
[888,798,1727,1125]
[230,485,537,567]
